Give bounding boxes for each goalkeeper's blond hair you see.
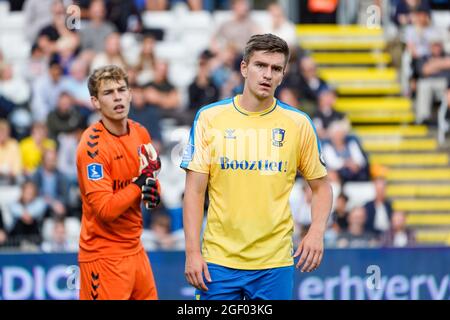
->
[88,65,129,98]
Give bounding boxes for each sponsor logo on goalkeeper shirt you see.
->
[220,157,288,173]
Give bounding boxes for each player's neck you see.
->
[239,90,274,113]
[101,118,129,136]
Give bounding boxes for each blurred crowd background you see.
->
[0,0,449,253]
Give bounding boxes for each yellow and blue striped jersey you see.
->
[181,95,327,269]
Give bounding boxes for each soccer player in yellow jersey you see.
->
[181,34,333,300]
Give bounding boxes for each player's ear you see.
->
[240,60,247,78]
[91,96,100,111]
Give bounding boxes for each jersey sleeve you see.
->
[298,118,327,180]
[77,142,141,223]
[180,111,211,174]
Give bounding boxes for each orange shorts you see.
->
[79,249,158,300]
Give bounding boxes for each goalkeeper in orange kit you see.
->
[76,65,161,300]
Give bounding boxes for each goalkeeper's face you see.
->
[91,79,132,121]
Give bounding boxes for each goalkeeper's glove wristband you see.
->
[132,166,156,188]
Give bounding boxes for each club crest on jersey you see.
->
[272,128,285,147]
[87,163,103,181]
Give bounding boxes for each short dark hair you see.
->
[243,34,289,66]
[88,65,129,98]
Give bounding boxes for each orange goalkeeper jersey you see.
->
[76,120,151,262]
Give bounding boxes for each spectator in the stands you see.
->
[79,0,117,54]
[364,176,393,236]
[90,32,128,71]
[143,60,181,118]
[41,218,78,252]
[281,56,329,116]
[380,210,416,247]
[336,206,378,248]
[0,120,22,185]
[30,57,66,122]
[9,180,47,246]
[188,50,219,119]
[105,0,143,34]
[61,59,93,117]
[312,89,346,140]
[20,122,56,176]
[392,0,431,27]
[46,91,84,140]
[210,43,242,99]
[211,0,262,54]
[0,62,30,106]
[322,119,370,184]
[332,192,349,234]
[141,211,185,250]
[135,33,157,86]
[25,43,49,83]
[263,2,297,48]
[415,37,450,124]
[128,85,163,152]
[32,148,68,219]
[23,0,55,43]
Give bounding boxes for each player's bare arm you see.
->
[294,175,333,272]
[183,170,211,291]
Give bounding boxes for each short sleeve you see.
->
[180,111,211,174]
[298,118,327,180]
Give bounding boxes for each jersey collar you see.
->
[232,95,277,117]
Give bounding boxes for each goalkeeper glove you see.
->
[133,143,162,209]
[142,179,161,209]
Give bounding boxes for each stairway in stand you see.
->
[297,24,450,246]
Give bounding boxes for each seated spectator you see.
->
[210,0,262,54]
[364,177,393,236]
[187,50,220,121]
[135,33,157,86]
[8,180,47,246]
[392,0,431,27]
[0,120,22,185]
[281,56,329,116]
[141,211,185,250]
[30,57,67,122]
[332,192,349,234]
[0,207,8,247]
[337,206,378,248]
[79,0,117,54]
[380,210,416,247]
[263,2,297,48]
[61,59,93,117]
[31,148,68,219]
[312,89,346,140]
[20,122,56,176]
[143,60,181,118]
[57,128,84,218]
[322,120,370,184]
[210,43,242,99]
[23,0,55,43]
[0,62,30,106]
[47,91,84,140]
[128,85,163,152]
[90,32,128,72]
[25,43,49,83]
[41,218,78,252]
[415,37,450,124]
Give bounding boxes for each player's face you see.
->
[241,50,286,100]
[92,79,132,122]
